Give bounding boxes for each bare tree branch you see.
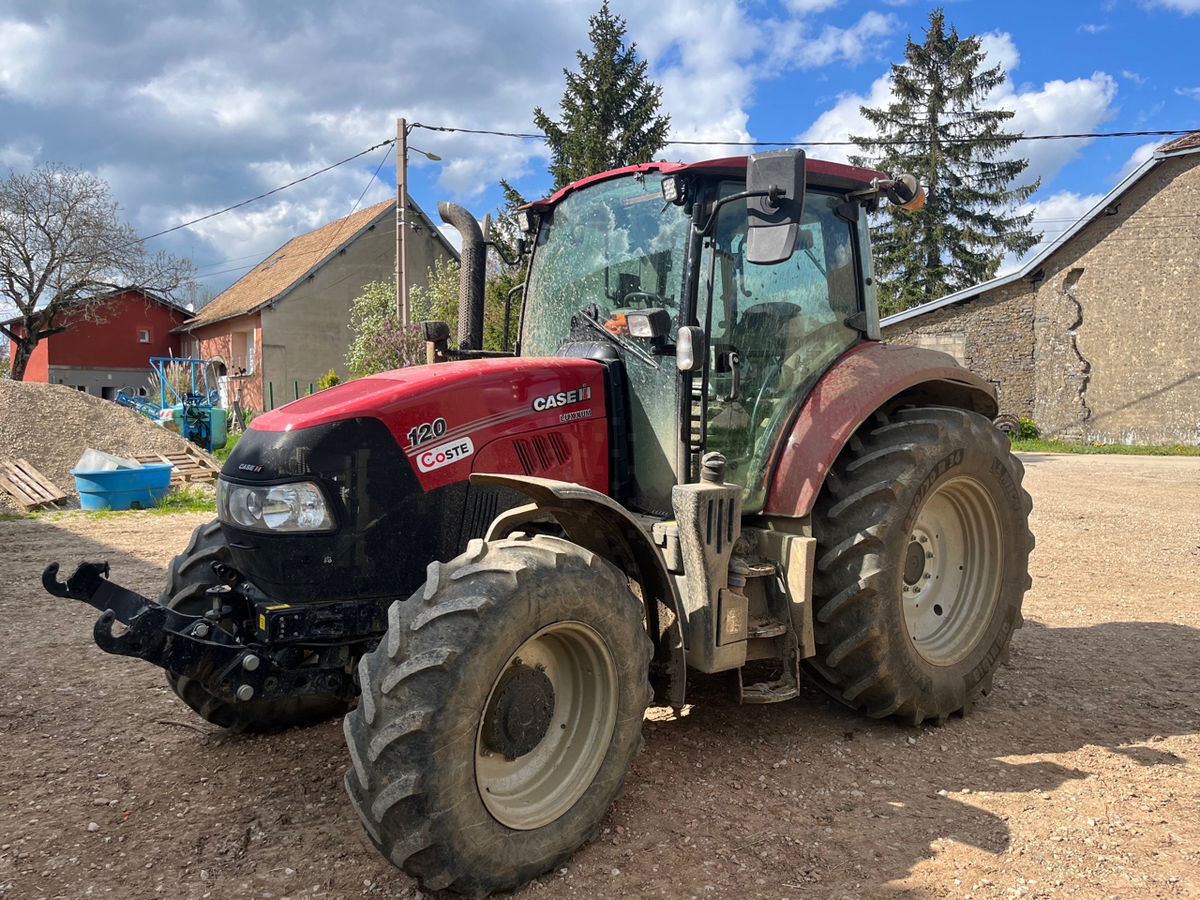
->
[0,162,196,379]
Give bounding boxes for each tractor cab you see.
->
[516,151,889,515]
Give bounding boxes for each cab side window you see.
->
[701,189,862,511]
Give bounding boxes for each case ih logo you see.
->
[416,437,475,473]
[532,383,592,412]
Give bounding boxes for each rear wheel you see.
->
[344,533,652,895]
[807,407,1033,724]
[159,518,353,732]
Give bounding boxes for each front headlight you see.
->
[218,480,335,533]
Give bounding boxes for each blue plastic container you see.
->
[72,463,174,511]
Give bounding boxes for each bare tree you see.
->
[0,162,196,380]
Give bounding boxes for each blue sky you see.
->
[1,0,1197,307]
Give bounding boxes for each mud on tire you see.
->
[343,533,653,896]
[159,518,353,733]
[807,407,1034,724]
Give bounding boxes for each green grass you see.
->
[3,484,217,522]
[151,484,217,513]
[1010,436,1200,456]
[214,430,240,462]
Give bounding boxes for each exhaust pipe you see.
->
[438,202,485,351]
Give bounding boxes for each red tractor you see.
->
[45,150,1032,895]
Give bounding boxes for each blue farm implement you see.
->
[116,357,228,452]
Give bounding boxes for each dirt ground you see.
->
[2,452,1199,899]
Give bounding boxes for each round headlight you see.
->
[219,480,334,532]
[227,485,263,528]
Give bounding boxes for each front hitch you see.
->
[42,561,354,704]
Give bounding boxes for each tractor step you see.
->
[738,677,800,704]
[747,617,788,639]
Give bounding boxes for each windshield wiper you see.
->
[574,305,659,367]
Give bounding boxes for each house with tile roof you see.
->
[177,198,457,413]
[881,131,1200,446]
[4,288,192,398]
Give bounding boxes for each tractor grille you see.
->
[512,433,571,475]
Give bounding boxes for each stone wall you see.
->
[883,151,1200,446]
[882,281,1036,419]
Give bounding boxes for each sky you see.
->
[1,0,1198,310]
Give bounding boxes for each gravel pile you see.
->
[0,380,211,511]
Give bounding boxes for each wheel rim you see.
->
[476,621,618,829]
[901,475,1003,665]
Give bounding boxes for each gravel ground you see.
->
[0,380,209,512]
[1,451,1198,898]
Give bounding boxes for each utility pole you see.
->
[396,117,409,326]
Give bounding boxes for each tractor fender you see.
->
[763,342,999,519]
[471,472,686,709]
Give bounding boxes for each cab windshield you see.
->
[520,173,691,357]
[520,172,693,514]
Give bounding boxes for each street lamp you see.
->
[396,117,443,326]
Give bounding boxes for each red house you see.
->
[5,288,192,399]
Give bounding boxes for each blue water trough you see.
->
[72,463,174,511]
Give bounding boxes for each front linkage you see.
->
[43,560,369,707]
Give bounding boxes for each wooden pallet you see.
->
[134,445,222,486]
[0,457,68,509]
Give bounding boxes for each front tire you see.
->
[807,407,1033,724]
[159,519,353,732]
[344,534,652,895]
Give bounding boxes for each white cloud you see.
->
[978,31,1021,76]
[628,0,758,159]
[996,74,1119,186]
[1114,140,1160,181]
[0,18,49,100]
[1145,0,1200,12]
[783,0,842,12]
[798,74,895,165]
[1003,190,1106,273]
[0,0,1166,299]
[799,26,1119,191]
[0,140,39,171]
[763,10,899,72]
[134,60,286,134]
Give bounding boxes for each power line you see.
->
[410,121,1195,148]
[136,138,396,245]
[136,123,1195,277]
[152,126,1195,251]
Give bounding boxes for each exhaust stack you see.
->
[438,202,485,351]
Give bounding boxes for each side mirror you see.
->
[746,149,806,265]
[885,173,926,211]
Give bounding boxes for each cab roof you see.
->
[526,154,887,212]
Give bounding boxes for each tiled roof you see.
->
[182,199,396,329]
[1157,130,1200,154]
[1,286,190,327]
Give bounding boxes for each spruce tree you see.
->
[533,2,670,189]
[853,8,1041,316]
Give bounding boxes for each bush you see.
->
[317,369,341,390]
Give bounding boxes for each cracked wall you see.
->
[884,151,1200,446]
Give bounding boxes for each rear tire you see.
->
[159,518,353,733]
[807,407,1033,724]
[344,533,652,895]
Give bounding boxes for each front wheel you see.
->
[807,407,1033,724]
[344,534,652,896]
[159,519,354,732]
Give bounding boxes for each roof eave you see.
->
[881,145,1184,328]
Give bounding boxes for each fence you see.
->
[265,381,318,410]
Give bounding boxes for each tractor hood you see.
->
[248,356,611,493]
